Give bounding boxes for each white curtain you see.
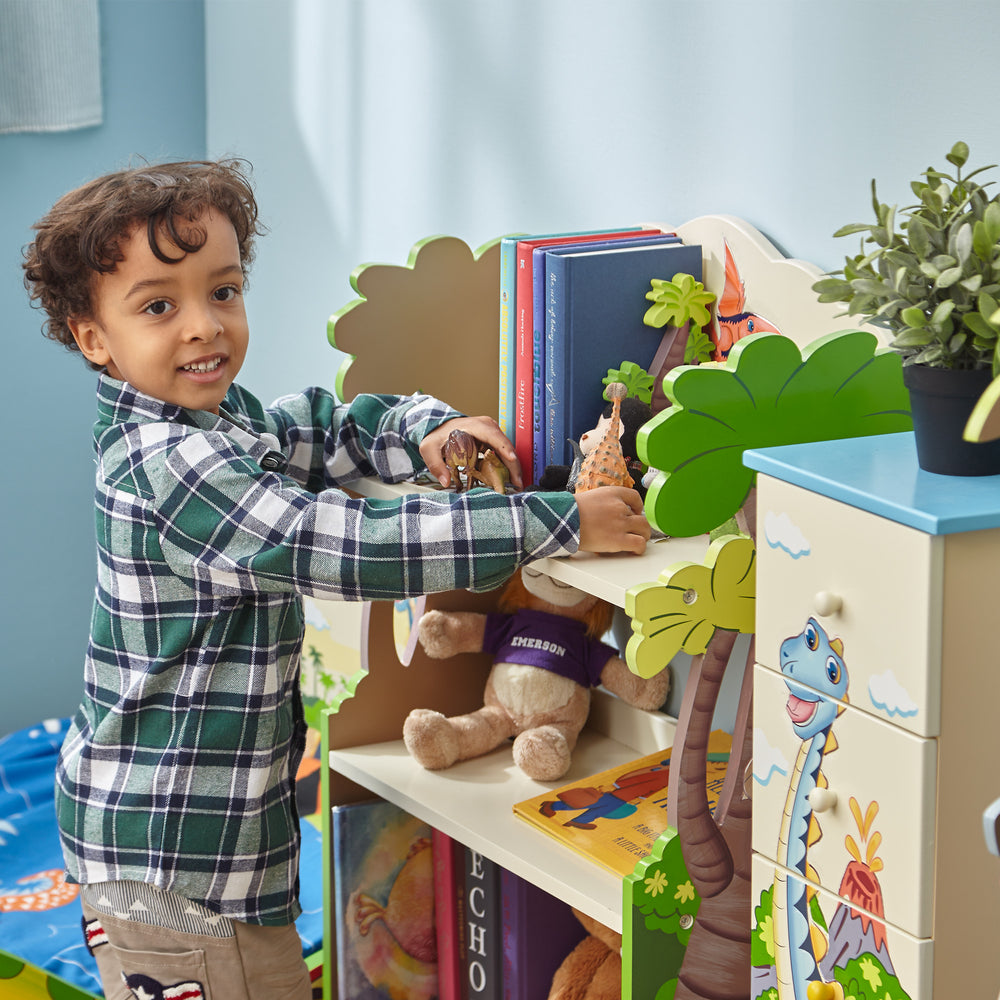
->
[0,0,102,134]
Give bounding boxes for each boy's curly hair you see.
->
[23,159,263,368]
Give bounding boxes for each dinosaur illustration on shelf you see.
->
[772,617,848,1000]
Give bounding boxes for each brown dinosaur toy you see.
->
[574,382,634,492]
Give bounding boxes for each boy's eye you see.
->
[213,285,240,303]
[144,299,172,316]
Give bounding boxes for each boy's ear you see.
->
[68,316,111,369]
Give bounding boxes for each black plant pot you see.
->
[903,364,1000,476]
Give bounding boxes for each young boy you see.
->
[23,160,651,999]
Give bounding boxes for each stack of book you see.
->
[332,798,585,1000]
[497,227,703,484]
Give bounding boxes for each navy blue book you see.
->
[530,232,677,478]
[543,240,703,471]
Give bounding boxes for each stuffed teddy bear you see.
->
[402,565,670,782]
[547,909,622,1000]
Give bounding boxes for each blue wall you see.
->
[0,0,206,736]
[8,0,1000,736]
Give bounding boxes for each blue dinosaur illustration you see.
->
[772,618,849,1000]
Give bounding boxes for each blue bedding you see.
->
[0,717,324,996]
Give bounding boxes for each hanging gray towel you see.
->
[0,0,102,134]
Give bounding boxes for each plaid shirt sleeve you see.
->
[149,399,579,601]
[228,385,461,491]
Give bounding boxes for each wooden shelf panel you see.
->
[344,475,710,609]
[329,720,675,933]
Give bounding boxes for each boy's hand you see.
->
[420,417,523,490]
[575,487,651,555]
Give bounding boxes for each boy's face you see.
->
[69,211,249,414]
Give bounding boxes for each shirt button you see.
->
[260,452,286,472]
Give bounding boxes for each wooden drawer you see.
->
[756,475,942,738]
[751,853,932,999]
[752,664,937,939]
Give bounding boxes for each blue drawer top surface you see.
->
[744,432,1000,535]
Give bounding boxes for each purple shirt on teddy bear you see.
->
[482,608,617,688]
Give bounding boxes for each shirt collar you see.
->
[94,374,284,468]
[95,374,248,433]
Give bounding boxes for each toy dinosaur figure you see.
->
[441,429,509,494]
[573,383,634,492]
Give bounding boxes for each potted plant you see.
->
[813,140,1000,475]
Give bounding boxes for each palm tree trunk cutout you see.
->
[643,273,716,415]
[669,488,757,1000]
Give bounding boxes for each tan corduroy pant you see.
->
[81,899,312,1000]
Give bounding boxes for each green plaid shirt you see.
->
[56,376,578,925]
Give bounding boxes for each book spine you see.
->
[465,847,502,1000]
[499,867,523,1000]
[497,238,518,439]
[434,827,465,1000]
[514,242,535,483]
[330,805,351,1000]
[531,249,548,480]
[545,252,569,472]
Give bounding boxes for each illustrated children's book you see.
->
[500,867,587,1000]
[513,731,731,878]
[332,798,439,1000]
[544,240,703,470]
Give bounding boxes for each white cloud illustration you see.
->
[302,597,330,631]
[753,727,789,786]
[868,670,919,718]
[764,510,810,559]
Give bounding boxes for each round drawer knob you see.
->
[813,591,843,617]
[808,787,838,813]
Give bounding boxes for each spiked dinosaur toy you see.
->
[573,382,634,492]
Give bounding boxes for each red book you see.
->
[513,229,646,482]
[433,827,466,1000]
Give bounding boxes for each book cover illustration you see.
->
[513,731,731,878]
[332,799,439,1000]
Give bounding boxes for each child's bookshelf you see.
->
[322,214,887,1000]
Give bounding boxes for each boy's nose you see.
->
[184,306,224,341]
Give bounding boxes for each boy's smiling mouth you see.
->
[180,355,225,374]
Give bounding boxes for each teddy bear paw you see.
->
[513,726,572,782]
[403,708,460,770]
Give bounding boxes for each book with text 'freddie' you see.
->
[464,846,502,1000]
[497,235,525,439]
[543,239,703,471]
[500,867,587,1000]
[332,798,439,1000]
[512,731,731,879]
[531,232,677,476]
[433,827,466,1000]
[511,228,648,482]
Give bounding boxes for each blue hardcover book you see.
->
[543,238,700,472]
[530,232,674,480]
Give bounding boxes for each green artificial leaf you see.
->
[948,140,970,168]
[637,331,912,537]
[626,536,756,677]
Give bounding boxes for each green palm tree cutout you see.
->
[626,535,756,678]
[638,329,912,538]
[643,272,717,413]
